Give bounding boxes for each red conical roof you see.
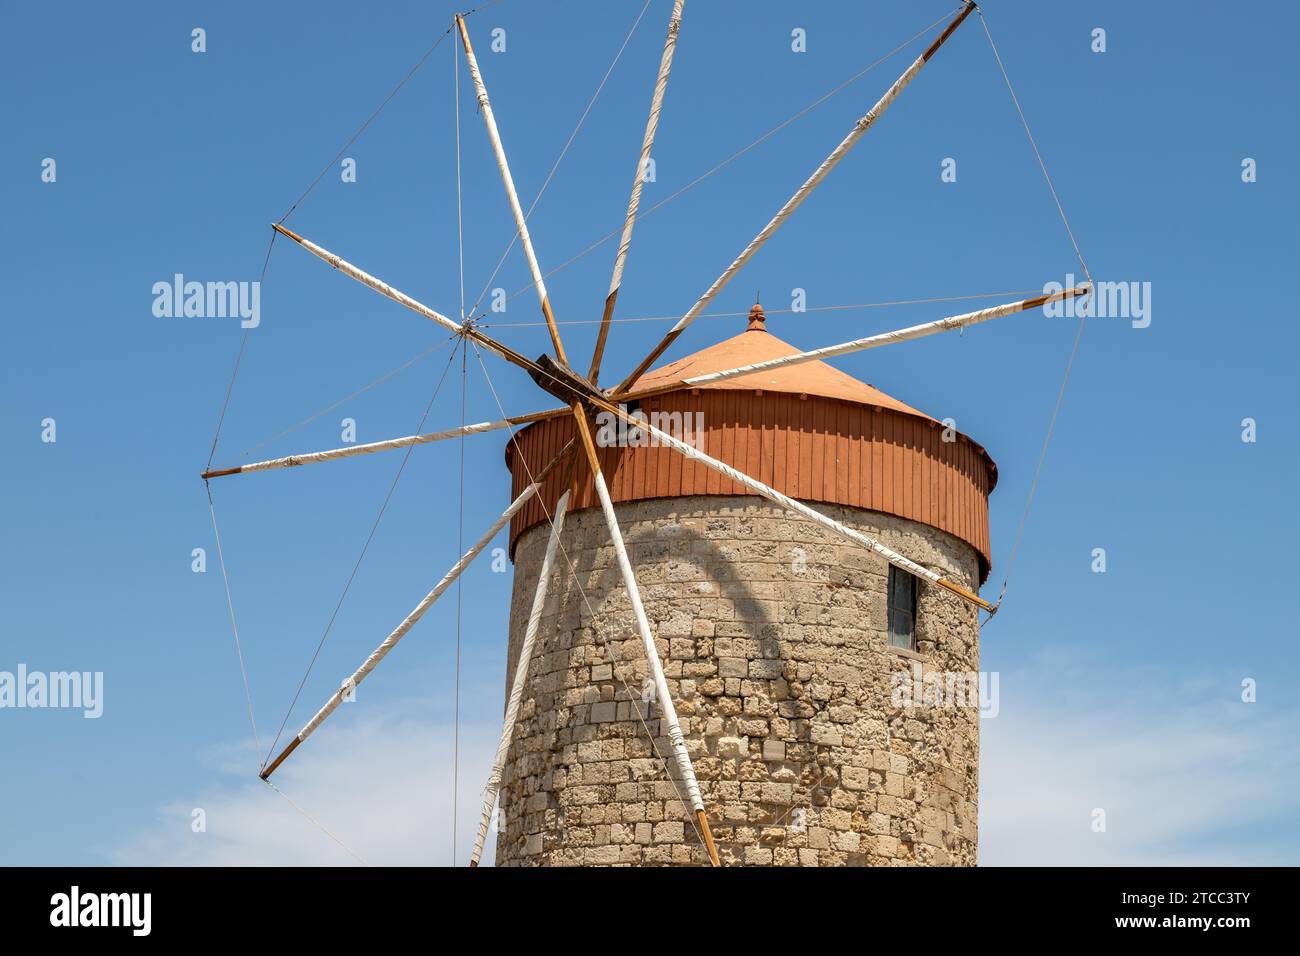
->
[505,304,998,582]
[634,303,939,423]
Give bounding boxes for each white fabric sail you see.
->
[569,410,720,864]
[206,413,565,479]
[593,398,990,610]
[615,52,933,394]
[608,0,684,299]
[677,287,1089,390]
[590,0,687,381]
[470,489,572,867]
[271,223,536,375]
[457,16,566,365]
[272,224,463,336]
[613,3,975,396]
[589,471,705,812]
[297,481,540,741]
[667,55,925,341]
[261,468,558,779]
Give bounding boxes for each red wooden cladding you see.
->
[506,391,996,583]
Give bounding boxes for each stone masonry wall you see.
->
[494,495,982,866]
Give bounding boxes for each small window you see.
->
[887,565,917,651]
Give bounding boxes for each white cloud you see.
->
[113,702,500,866]
[117,657,1299,867]
[980,652,1300,865]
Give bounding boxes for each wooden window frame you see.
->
[887,564,917,651]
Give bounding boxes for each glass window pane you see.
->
[889,611,912,650]
[887,566,916,650]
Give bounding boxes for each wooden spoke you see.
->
[612,1,977,396]
[470,475,575,867]
[260,439,575,780]
[586,394,993,613]
[571,406,721,866]
[456,15,569,367]
[618,285,1090,403]
[588,0,687,385]
[214,0,1094,874]
[270,223,542,378]
[201,408,571,480]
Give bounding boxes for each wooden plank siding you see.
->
[505,391,996,583]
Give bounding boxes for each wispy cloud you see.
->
[981,651,1300,865]
[113,702,498,866]
[117,656,1298,867]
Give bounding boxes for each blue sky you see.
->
[2,0,1296,866]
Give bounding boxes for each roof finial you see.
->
[747,299,766,332]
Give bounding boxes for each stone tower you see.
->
[496,304,995,866]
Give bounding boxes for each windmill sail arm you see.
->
[455,16,568,367]
[470,486,573,867]
[588,396,991,612]
[620,285,1090,401]
[612,1,977,397]
[260,439,575,780]
[201,408,571,480]
[572,408,721,867]
[270,223,541,378]
[588,0,687,384]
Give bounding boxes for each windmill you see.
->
[203,0,1091,867]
